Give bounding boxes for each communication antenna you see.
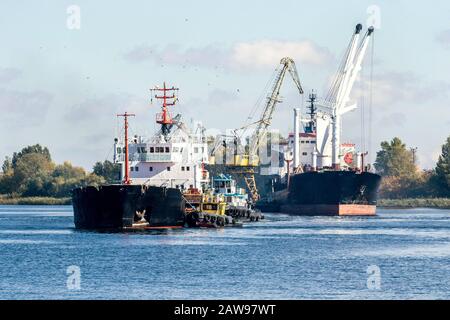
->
[150,82,179,137]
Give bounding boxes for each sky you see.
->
[0,0,449,170]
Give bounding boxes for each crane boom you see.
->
[251,58,303,157]
[224,57,303,203]
[249,57,304,161]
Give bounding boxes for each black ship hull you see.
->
[257,171,381,216]
[72,184,186,230]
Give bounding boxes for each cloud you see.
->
[230,40,332,69]
[124,44,226,68]
[64,93,148,124]
[0,67,22,83]
[0,88,53,125]
[378,112,407,127]
[123,40,333,70]
[351,71,448,108]
[436,29,450,48]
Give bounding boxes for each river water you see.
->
[0,205,449,299]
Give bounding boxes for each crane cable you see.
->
[368,32,375,165]
[239,67,279,139]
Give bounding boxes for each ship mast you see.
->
[305,91,317,134]
[117,112,135,185]
[151,82,179,138]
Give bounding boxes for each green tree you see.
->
[82,173,106,187]
[93,160,121,184]
[53,162,86,180]
[374,137,417,178]
[2,156,12,173]
[13,153,55,196]
[0,144,109,198]
[11,144,51,168]
[47,162,88,197]
[0,157,14,194]
[433,135,450,196]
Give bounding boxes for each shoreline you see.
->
[0,196,71,205]
[377,198,450,210]
[0,196,449,209]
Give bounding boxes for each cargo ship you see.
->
[257,24,381,216]
[73,82,205,230]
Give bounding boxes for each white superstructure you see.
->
[115,120,209,189]
[114,83,210,190]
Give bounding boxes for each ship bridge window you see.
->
[306,141,310,144]
[301,141,305,144]
[150,147,154,153]
[302,152,307,156]
[141,147,147,153]
[135,166,139,172]
[149,167,153,172]
[181,166,185,171]
[167,166,171,171]
[186,166,190,171]
[165,147,170,153]
[130,167,134,172]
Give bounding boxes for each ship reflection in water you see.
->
[1,205,450,299]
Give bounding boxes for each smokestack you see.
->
[356,152,362,172]
[293,108,301,170]
[331,114,341,170]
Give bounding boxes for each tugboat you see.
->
[212,174,263,221]
[184,175,263,228]
[257,24,381,216]
[185,192,234,228]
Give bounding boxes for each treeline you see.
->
[0,144,121,198]
[375,136,450,199]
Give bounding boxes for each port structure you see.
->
[210,57,304,203]
[150,82,179,138]
[117,112,135,185]
[321,24,374,170]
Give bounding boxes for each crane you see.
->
[222,57,304,202]
[318,24,374,170]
